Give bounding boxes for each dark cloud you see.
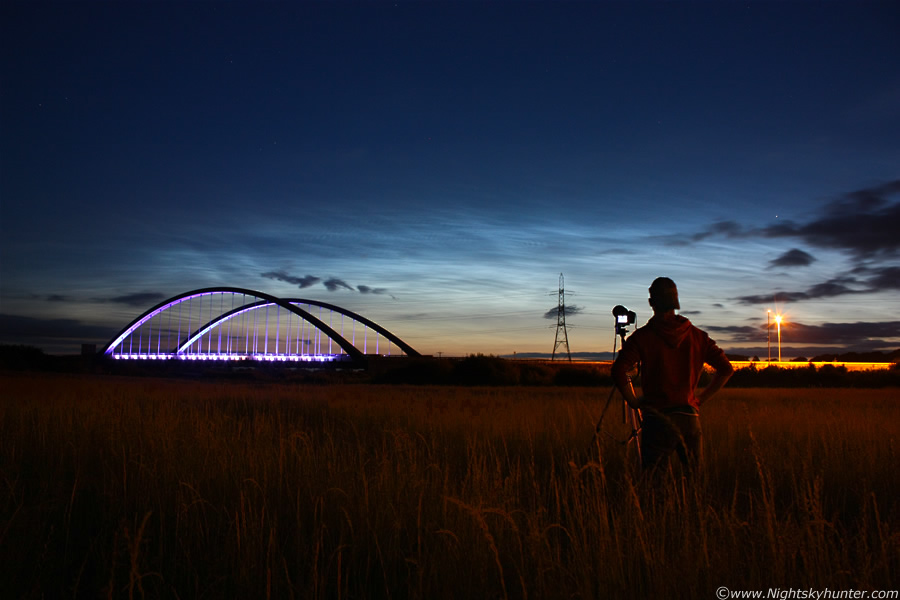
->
[769,248,816,268]
[0,313,116,341]
[708,320,900,347]
[680,310,702,315]
[106,292,166,307]
[761,181,900,258]
[261,271,321,288]
[323,278,354,292]
[261,271,392,295]
[724,184,899,306]
[685,180,900,258]
[811,275,865,295]
[733,292,799,305]
[46,294,69,302]
[761,207,899,259]
[707,324,760,339]
[689,220,746,243]
[357,285,388,295]
[543,305,584,319]
[791,321,900,345]
[734,284,858,305]
[733,268,895,305]
[862,266,900,292]
[830,180,900,215]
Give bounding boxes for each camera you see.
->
[612,305,636,337]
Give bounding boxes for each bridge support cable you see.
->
[102,287,418,363]
[264,304,269,355]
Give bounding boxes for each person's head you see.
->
[649,277,680,313]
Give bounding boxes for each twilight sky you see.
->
[1,1,899,358]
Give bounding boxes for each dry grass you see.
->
[1,373,898,599]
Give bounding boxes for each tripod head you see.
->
[611,305,637,349]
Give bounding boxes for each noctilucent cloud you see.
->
[2,2,898,358]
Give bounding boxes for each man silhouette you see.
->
[611,277,734,472]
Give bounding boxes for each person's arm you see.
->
[616,375,643,409]
[611,344,643,409]
[696,346,734,406]
[696,368,732,406]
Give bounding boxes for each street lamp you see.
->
[775,315,783,362]
[767,309,771,362]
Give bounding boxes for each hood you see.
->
[648,313,692,348]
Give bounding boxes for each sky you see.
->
[1,1,899,359]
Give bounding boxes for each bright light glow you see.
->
[110,352,343,363]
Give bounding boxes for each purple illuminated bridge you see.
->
[102,287,420,364]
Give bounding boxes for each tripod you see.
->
[593,325,642,459]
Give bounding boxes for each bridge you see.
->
[102,287,420,365]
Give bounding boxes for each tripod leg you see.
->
[591,386,618,451]
[629,407,643,466]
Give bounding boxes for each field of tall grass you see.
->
[1,373,898,599]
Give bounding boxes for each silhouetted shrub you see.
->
[552,365,606,387]
[728,363,900,388]
[0,344,48,371]
[373,358,455,385]
[452,354,520,386]
[518,362,555,386]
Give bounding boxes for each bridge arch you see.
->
[102,287,419,363]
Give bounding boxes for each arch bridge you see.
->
[102,287,419,365]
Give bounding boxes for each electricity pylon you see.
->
[551,273,572,361]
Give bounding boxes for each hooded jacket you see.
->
[611,313,733,410]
